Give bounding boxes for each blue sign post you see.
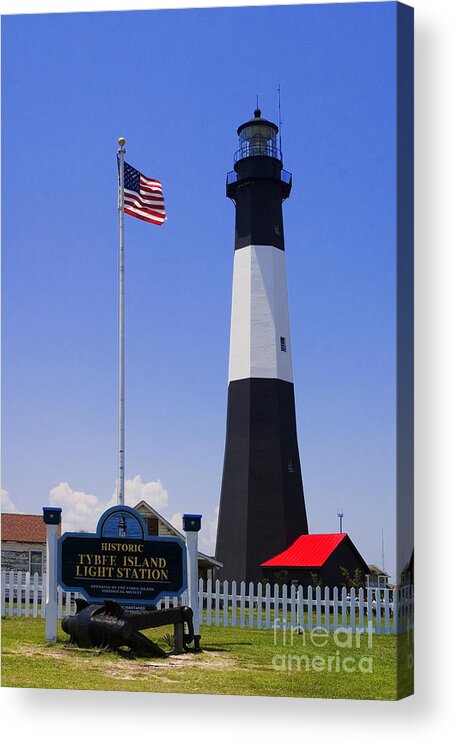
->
[58,506,187,607]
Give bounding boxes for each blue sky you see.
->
[2,3,398,574]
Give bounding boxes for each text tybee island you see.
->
[58,506,186,605]
[76,542,169,581]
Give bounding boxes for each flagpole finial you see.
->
[118,137,126,148]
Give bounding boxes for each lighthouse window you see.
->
[288,458,295,474]
[280,336,287,352]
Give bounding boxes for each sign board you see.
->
[58,506,187,606]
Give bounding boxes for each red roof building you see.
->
[2,513,61,543]
[1,513,61,576]
[261,533,370,589]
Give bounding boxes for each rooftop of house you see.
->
[133,500,222,568]
[261,533,348,568]
[1,513,62,544]
[368,563,390,577]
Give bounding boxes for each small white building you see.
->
[366,564,391,589]
[1,513,62,576]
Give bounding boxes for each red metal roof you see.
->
[261,533,347,568]
[1,513,61,544]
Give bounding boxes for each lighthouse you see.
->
[216,109,309,583]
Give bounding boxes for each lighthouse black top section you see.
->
[226,109,292,251]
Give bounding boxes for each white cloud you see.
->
[50,475,168,533]
[169,511,183,532]
[1,488,20,513]
[107,474,168,511]
[49,482,104,532]
[48,475,218,556]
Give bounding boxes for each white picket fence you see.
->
[1,571,76,619]
[197,579,413,636]
[1,571,414,635]
[0,571,186,620]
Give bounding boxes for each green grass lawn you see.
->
[1,617,413,700]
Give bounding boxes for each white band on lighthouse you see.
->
[228,244,294,383]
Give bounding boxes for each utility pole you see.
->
[337,510,344,534]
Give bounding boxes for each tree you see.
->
[340,566,365,589]
[310,571,323,588]
[272,570,289,586]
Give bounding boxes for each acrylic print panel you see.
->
[1,1,413,700]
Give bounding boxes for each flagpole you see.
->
[117,137,126,506]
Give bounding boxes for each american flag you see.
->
[121,161,166,226]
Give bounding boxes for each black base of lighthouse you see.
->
[215,378,309,583]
